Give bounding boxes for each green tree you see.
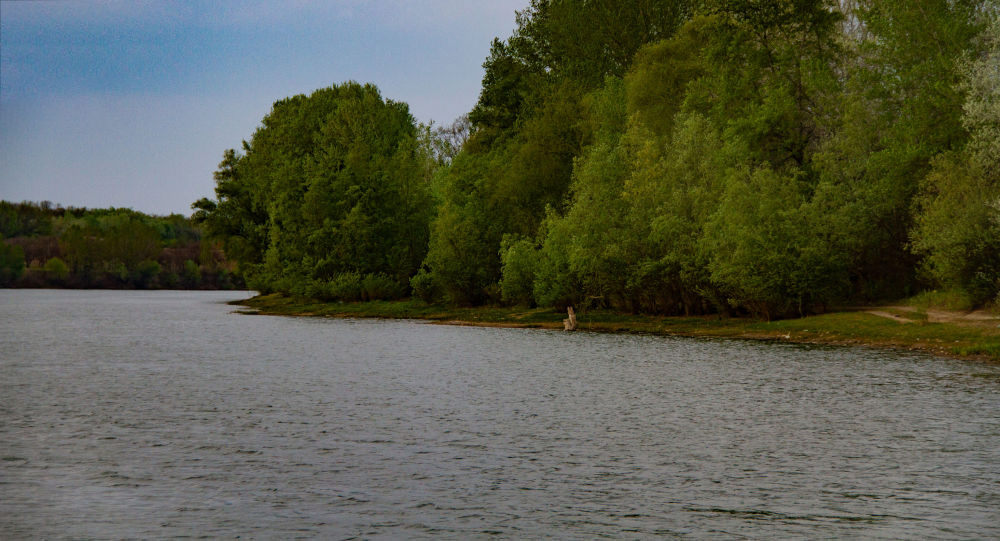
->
[911,14,1000,304]
[133,259,161,289]
[625,16,712,137]
[193,147,269,271]
[194,82,434,299]
[43,256,70,283]
[813,0,984,298]
[419,150,504,304]
[703,166,848,319]
[688,1,844,170]
[427,2,695,306]
[912,153,1000,303]
[182,259,201,288]
[0,242,25,286]
[536,84,636,310]
[624,111,729,314]
[499,235,539,306]
[0,201,56,238]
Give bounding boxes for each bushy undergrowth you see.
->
[909,290,977,312]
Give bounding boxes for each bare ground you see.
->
[867,306,1000,327]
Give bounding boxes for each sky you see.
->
[0,0,528,216]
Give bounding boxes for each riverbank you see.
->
[236,294,1000,362]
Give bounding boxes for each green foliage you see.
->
[409,269,439,303]
[548,111,635,308]
[704,166,847,319]
[0,242,26,286]
[184,1,993,318]
[418,149,507,304]
[59,213,160,276]
[909,289,977,312]
[0,202,228,290]
[324,273,363,301]
[624,111,728,314]
[133,259,161,288]
[508,0,693,87]
[855,0,980,155]
[360,273,407,301]
[625,17,711,137]
[0,201,61,238]
[911,152,1000,304]
[810,0,986,297]
[962,14,1000,170]
[192,148,267,267]
[496,0,853,315]
[160,271,180,289]
[422,198,497,304]
[216,269,233,290]
[182,259,201,288]
[499,235,538,306]
[292,272,407,302]
[531,208,581,308]
[43,257,70,282]
[424,1,700,307]
[194,82,433,298]
[909,14,1000,306]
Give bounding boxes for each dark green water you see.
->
[2,290,998,539]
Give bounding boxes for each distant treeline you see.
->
[193,0,999,318]
[0,201,241,289]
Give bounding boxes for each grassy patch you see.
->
[235,294,1000,361]
[909,289,976,311]
[238,294,567,326]
[952,343,1000,357]
[762,312,999,354]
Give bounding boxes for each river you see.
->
[1,289,998,539]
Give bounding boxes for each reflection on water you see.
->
[1,289,998,539]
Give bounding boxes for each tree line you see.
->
[192,0,999,318]
[0,201,240,289]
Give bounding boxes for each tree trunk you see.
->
[563,305,577,331]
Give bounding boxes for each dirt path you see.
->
[867,306,1000,328]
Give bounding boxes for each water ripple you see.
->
[1,289,999,539]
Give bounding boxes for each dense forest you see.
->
[0,201,240,289]
[191,0,999,318]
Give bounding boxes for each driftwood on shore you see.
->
[563,306,577,331]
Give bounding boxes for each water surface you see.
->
[1,290,998,538]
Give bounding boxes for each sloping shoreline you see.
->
[234,294,1000,362]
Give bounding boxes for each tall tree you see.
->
[911,13,1000,304]
[422,0,695,304]
[195,82,434,298]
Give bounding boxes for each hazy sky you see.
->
[0,0,528,215]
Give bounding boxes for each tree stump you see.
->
[563,306,577,331]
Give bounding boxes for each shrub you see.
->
[327,272,363,301]
[160,271,180,289]
[410,269,439,303]
[133,259,161,288]
[909,289,976,312]
[291,279,326,299]
[182,259,201,288]
[43,256,70,282]
[360,273,406,301]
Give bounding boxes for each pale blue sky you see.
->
[0,0,527,215]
